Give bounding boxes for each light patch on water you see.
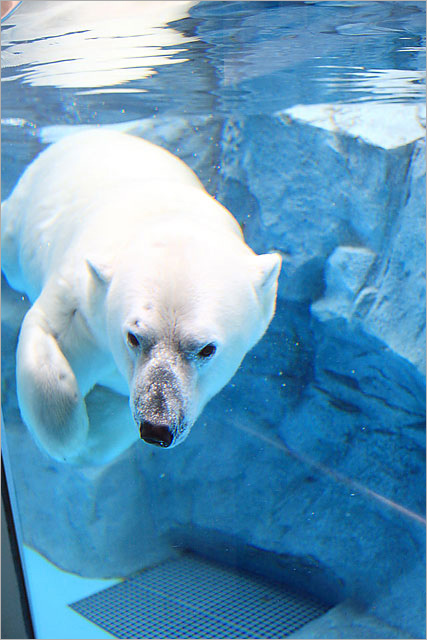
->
[1,1,197,89]
[321,67,425,101]
[75,87,147,96]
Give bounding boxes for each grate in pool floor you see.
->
[69,553,330,639]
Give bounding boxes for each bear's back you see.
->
[1,130,205,297]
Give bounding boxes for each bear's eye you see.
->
[127,332,140,348]
[197,343,217,359]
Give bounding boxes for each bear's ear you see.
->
[255,252,282,294]
[86,258,113,285]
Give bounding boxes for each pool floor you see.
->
[69,552,330,639]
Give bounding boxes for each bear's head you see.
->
[89,230,281,449]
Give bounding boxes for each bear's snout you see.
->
[139,421,174,448]
[132,350,191,448]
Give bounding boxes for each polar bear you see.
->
[2,129,281,463]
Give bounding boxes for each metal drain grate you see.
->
[69,553,330,639]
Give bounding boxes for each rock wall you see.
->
[2,104,425,637]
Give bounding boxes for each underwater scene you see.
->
[1,1,426,639]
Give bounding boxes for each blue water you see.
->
[1,1,425,193]
[1,2,426,639]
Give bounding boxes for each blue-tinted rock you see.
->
[288,600,413,639]
[358,139,426,373]
[284,103,426,150]
[217,112,423,311]
[311,246,376,321]
[367,560,426,639]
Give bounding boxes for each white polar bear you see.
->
[2,130,281,463]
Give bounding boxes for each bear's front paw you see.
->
[16,306,89,462]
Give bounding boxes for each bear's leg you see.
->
[16,304,89,462]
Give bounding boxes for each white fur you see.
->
[2,130,281,463]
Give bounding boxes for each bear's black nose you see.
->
[139,422,173,448]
